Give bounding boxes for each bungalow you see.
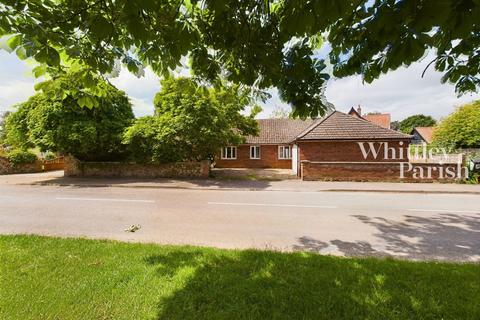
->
[215,111,412,177]
[216,118,315,170]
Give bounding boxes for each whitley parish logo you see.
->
[357,142,468,180]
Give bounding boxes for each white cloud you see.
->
[129,97,155,117]
[326,56,480,121]
[109,67,159,116]
[0,51,37,112]
[109,67,159,99]
[0,80,36,111]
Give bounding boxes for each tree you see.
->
[399,115,436,134]
[0,110,12,144]
[390,120,400,131]
[1,1,478,118]
[269,106,291,119]
[123,77,259,163]
[432,101,480,150]
[3,106,34,150]
[5,72,134,161]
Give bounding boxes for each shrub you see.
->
[44,151,56,160]
[123,116,183,163]
[467,173,479,184]
[6,149,37,166]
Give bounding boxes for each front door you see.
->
[292,144,298,174]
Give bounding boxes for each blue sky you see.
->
[0,50,478,121]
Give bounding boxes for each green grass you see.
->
[1,235,479,320]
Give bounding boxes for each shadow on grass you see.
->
[293,213,480,261]
[145,248,479,319]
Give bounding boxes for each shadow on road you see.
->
[293,213,480,261]
[26,175,275,190]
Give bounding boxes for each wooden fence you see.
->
[42,156,65,171]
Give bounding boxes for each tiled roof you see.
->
[413,127,435,143]
[245,119,315,144]
[363,113,391,129]
[297,111,411,141]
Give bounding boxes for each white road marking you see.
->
[56,197,155,203]
[208,202,337,209]
[408,209,479,214]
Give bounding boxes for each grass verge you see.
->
[1,235,479,319]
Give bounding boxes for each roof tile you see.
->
[297,111,411,140]
[363,113,391,129]
[245,119,315,144]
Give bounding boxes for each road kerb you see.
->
[18,181,480,195]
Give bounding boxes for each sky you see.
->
[0,50,478,121]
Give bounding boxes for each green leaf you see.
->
[32,65,47,78]
[61,90,70,100]
[77,96,87,108]
[46,47,60,66]
[85,96,95,109]
[34,80,50,91]
[15,46,28,60]
[127,60,139,73]
[82,73,96,88]
[77,96,97,109]
[89,16,113,40]
[7,34,22,50]
[35,46,60,66]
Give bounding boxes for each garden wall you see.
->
[0,157,43,175]
[300,161,466,182]
[64,156,211,178]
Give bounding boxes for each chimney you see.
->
[356,105,362,116]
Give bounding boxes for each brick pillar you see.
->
[300,160,310,181]
[64,155,83,177]
[200,160,211,178]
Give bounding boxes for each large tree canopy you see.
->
[123,77,259,163]
[399,114,436,134]
[432,100,480,150]
[1,0,479,117]
[4,72,134,161]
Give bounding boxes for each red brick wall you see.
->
[298,140,410,163]
[64,156,211,178]
[215,145,292,169]
[301,161,465,182]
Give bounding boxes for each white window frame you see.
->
[250,146,261,159]
[221,146,237,160]
[278,145,292,159]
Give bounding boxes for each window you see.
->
[221,146,237,159]
[278,145,291,159]
[250,146,260,159]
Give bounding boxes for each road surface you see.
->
[1,184,479,261]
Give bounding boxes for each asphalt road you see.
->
[1,184,479,261]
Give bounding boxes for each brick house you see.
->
[215,118,314,170]
[215,111,412,177]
